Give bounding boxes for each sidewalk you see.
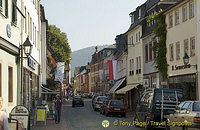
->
[31,115,68,130]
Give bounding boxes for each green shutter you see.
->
[0,0,2,11]
[12,0,17,24]
[5,0,8,17]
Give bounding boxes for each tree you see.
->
[47,25,71,64]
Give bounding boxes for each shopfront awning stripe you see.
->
[115,84,139,94]
[108,77,126,93]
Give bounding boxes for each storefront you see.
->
[169,74,197,100]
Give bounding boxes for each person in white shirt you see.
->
[0,98,9,130]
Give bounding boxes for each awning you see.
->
[115,84,139,94]
[41,85,60,94]
[108,77,126,94]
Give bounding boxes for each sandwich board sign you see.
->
[10,105,30,130]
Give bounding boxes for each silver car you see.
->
[93,96,107,111]
[167,101,200,130]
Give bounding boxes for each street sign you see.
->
[10,105,30,130]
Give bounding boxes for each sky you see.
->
[41,0,146,52]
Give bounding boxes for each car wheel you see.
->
[72,105,75,107]
[105,112,109,117]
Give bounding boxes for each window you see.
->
[169,44,174,61]
[176,42,180,60]
[139,8,141,19]
[12,0,17,24]
[33,23,34,44]
[189,2,194,18]
[129,59,134,75]
[138,56,141,74]
[138,31,140,42]
[183,5,187,21]
[169,14,173,27]
[136,57,138,74]
[175,10,179,25]
[0,64,1,97]
[131,14,134,24]
[30,18,32,41]
[25,7,27,33]
[145,45,148,62]
[149,43,152,61]
[153,41,157,59]
[28,12,30,37]
[184,39,189,54]
[136,33,138,43]
[0,0,8,17]
[8,67,13,102]
[190,37,195,56]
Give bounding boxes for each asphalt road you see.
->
[62,98,145,130]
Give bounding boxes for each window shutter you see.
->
[12,0,17,24]
[5,0,8,17]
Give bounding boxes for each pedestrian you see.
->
[66,93,69,100]
[0,98,9,130]
[54,95,63,124]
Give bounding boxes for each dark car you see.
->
[104,100,126,117]
[88,93,93,98]
[135,88,183,129]
[72,97,84,107]
[100,99,109,115]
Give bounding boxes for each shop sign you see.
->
[34,106,47,125]
[10,105,30,130]
[172,64,191,71]
[28,58,36,70]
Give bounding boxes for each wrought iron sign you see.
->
[172,64,191,71]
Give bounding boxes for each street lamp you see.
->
[23,37,32,57]
[20,37,32,105]
[183,53,189,65]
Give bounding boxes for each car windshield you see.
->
[193,102,200,111]
[74,98,82,101]
[97,97,106,102]
[110,101,124,106]
[154,92,183,101]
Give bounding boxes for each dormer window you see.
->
[138,8,141,19]
[131,14,134,24]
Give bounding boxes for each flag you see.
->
[55,62,65,83]
[108,60,113,80]
[81,75,85,83]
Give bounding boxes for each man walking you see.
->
[54,95,62,124]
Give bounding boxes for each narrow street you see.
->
[63,98,144,130]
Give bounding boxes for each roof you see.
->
[162,0,186,14]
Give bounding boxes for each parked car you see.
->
[88,93,93,98]
[135,88,183,129]
[104,100,126,117]
[166,101,200,130]
[93,96,108,111]
[100,99,109,115]
[92,94,100,108]
[72,97,84,107]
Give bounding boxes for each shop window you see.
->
[175,10,179,25]
[190,37,195,56]
[8,66,13,102]
[176,42,180,60]
[182,5,187,22]
[189,2,194,18]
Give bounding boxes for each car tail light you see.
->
[149,113,154,120]
[194,117,200,123]
[95,102,101,104]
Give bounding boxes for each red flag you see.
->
[81,75,83,83]
[108,60,113,80]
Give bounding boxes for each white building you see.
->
[21,0,41,112]
[0,0,21,115]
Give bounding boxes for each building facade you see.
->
[165,0,200,100]
[0,0,22,115]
